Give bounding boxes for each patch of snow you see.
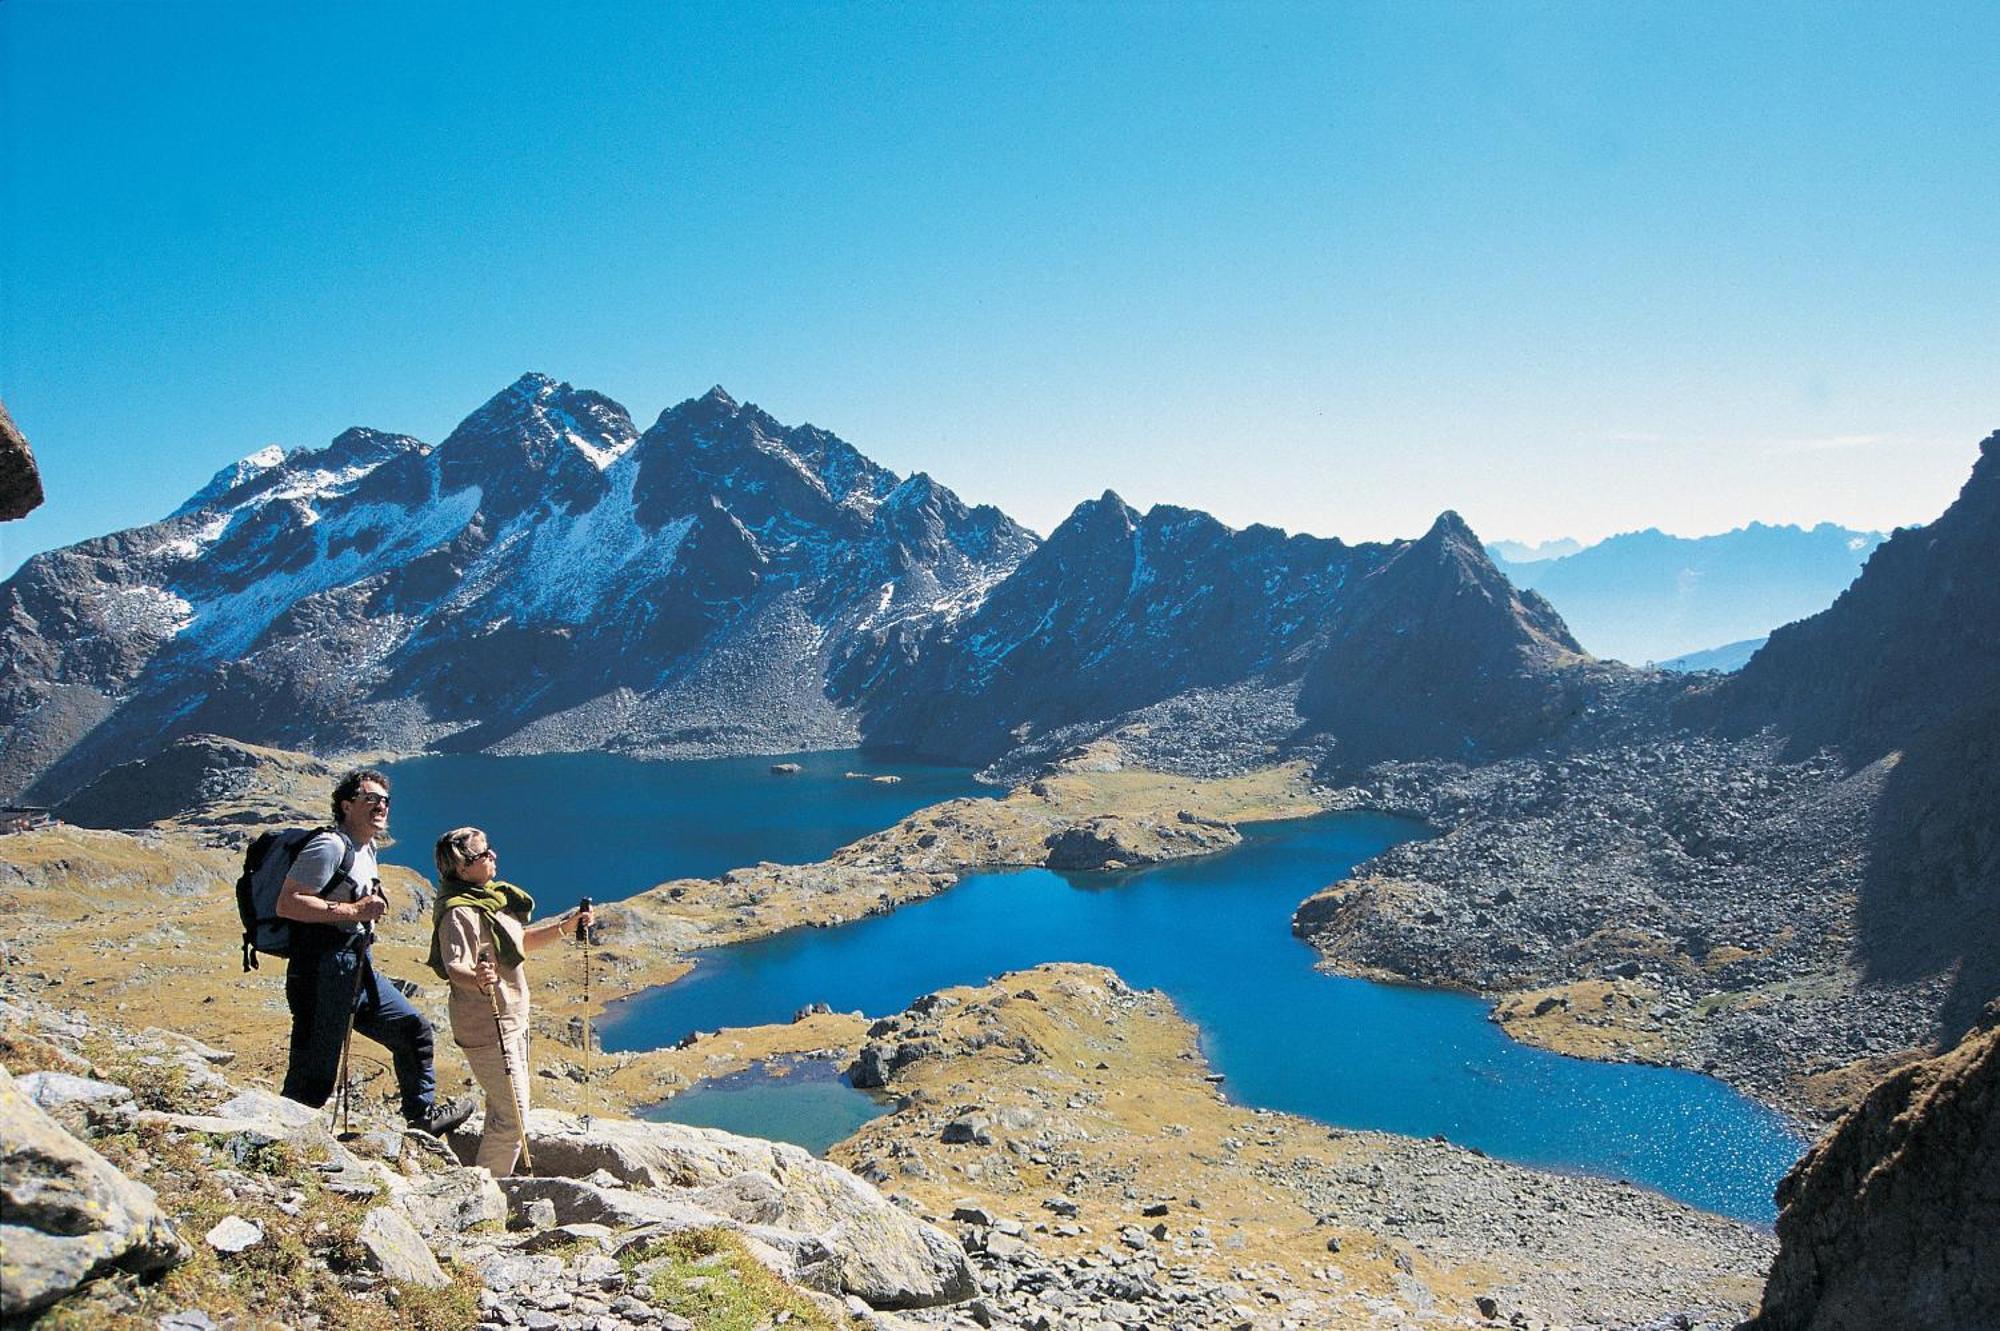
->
[151,513,233,563]
[266,461,380,507]
[181,488,481,658]
[99,585,194,639]
[566,429,624,469]
[506,469,692,624]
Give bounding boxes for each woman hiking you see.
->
[428,826,592,1176]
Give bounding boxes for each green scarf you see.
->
[427,879,535,979]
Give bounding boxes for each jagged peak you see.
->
[1421,509,1483,548]
[652,385,756,435]
[1033,492,1142,552]
[885,471,942,505]
[1138,502,1228,535]
[325,427,427,462]
[507,370,561,399]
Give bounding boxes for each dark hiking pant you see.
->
[281,940,436,1122]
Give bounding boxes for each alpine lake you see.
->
[381,751,1805,1224]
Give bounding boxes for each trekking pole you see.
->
[576,898,593,1130]
[333,923,373,1136]
[479,939,534,1174]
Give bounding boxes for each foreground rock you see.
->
[0,994,969,1327]
[493,1112,975,1308]
[1745,1002,2000,1331]
[0,1063,187,1317]
[0,396,42,521]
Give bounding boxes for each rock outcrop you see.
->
[0,1063,187,1317]
[0,397,44,521]
[0,995,971,1325]
[1745,1003,1999,1331]
[53,732,338,829]
[493,1112,975,1309]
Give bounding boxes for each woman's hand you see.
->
[475,954,498,993]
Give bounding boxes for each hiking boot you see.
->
[408,1096,474,1137]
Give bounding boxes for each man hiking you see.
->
[276,768,471,1136]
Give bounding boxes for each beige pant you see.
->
[460,1031,530,1176]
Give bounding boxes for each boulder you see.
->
[203,1216,263,1254]
[15,1072,134,1115]
[0,1066,188,1317]
[355,1207,449,1288]
[471,1247,567,1294]
[690,1170,788,1224]
[849,1038,940,1089]
[501,1175,717,1229]
[0,397,43,521]
[392,1166,508,1238]
[521,1113,974,1309]
[15,1072,134,1134]
[739,1225,843,1293]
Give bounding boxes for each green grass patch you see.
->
[626,1227,837,1331]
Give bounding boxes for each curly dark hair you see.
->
[331,768,391,824]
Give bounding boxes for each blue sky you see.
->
[3,0,1995,577]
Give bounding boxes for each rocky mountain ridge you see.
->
[0,375,1591,804]
[1717,427,2000,1036]
[1293,427,2000,1116]
[849,500,1586,770]
[0,374,1038,802]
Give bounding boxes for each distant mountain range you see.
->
[0,375,1588,802]
[1487,524,1885,667]
[1658,637,1766,674]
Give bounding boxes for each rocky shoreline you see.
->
[828,963,1772,1331]
[1296,726,1944,1122]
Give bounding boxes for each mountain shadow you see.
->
[1716,428,2000,1040]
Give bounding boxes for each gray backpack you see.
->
[234,828,356,971]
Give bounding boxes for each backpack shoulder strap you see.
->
[304,828,359,897]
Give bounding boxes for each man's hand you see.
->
[277,878,389,925]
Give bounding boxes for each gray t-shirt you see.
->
[290,832,381,937]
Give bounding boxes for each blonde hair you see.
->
[434,826,488,883]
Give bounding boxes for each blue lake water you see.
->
[643,1059,894,1156]
[377,750,995,906]
[601,812,1806,1223]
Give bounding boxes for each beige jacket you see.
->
[437,905,530,1047]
